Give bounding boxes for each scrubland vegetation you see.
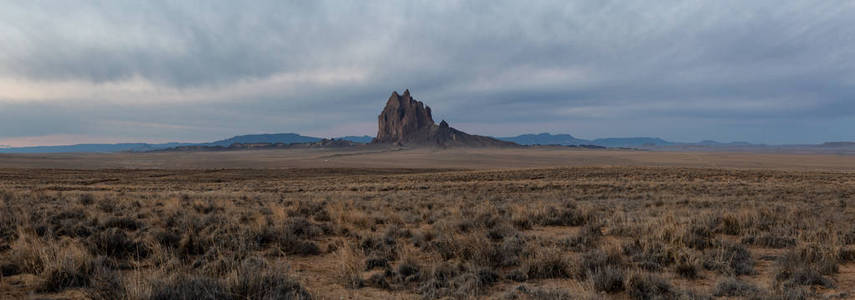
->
[1,167,854,299]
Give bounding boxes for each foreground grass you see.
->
[1,167,854,299]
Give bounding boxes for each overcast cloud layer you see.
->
[1,1,853,146]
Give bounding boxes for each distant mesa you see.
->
[161,138,359,152]
[209,133,319,146]
[372,90,517,147]
[498,133,588,146]
[496,133,674,148]
[820,141,855,147]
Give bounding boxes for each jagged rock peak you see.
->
[372,90,519,148]
[374,90,435,144]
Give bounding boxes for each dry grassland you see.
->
[1,166,855,299]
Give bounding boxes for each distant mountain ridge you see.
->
[207,133,320,146]
[498,133,588,146]
[589,137,674,147]
[820,142,855,147]
[0,134,371,153]
[496,133,675,147]
[493,133,834,148]
[0,132,850,154]
[0,143,194,154]
[160,138,362,152]
[336,136,374,143]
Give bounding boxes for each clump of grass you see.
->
[703,242,753,275]
[502,284,577,300]
[396,257,423,283]
[671,251,701,280]
[284,217,327,239]
[96,198,117,213]
[0,261,21,276]
[78,193,95,206]
[416,263,499,299]
[577,248,624,279]
[37,244,96,292]
[289,199,331,222]
[622,239,675,272]
[591,266,624,293]
[773,245,837,288]
[712,277,761,297]
[511,215,533,230]
[83,260,126,300]
[178,231,212,257]
[152,229,181,249]
[277,232,321,256]
[357,233,398,267]
[226,257,312,299]
[364,272,390,289]
[150,275,227,300]
[680,224,716,250]
[0,205,18,249]
[335,242,366,289]
[533,201,587,227]
[150,257,311,300]
[6,232,64,274]
[458,230,525,269]
[522,247,573,279]
[625,272,676,300]
[12,238,121,297]
[561,222,603,251]
[87,228,150,259]
[741,233,796,249]
[43,207,94,238]
[766,286,811,300]
[714,213,743,235]
[102,216,142,231]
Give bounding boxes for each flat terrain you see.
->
[1,147,854,171]
[2,165,855,299]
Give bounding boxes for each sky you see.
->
[0,1,853,146]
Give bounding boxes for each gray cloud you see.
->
[0,0,853,145]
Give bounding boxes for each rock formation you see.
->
[372,90,518,147]
[374,89,434,144]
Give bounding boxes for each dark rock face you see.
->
[374,89,434,144]
[372,90,518,148]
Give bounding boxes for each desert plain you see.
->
[1,148,855,299]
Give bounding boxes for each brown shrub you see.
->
[523,247,573,279]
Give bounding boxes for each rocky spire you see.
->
[373,90,435,144]
[372,90,518,147]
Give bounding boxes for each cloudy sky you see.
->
[1,1,853,146]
